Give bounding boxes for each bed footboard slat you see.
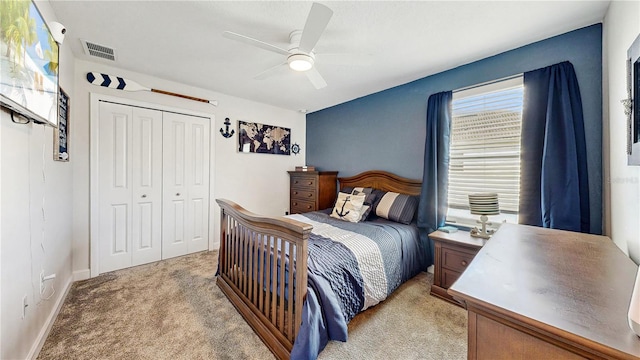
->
[270,237,278,325]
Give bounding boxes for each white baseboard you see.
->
[73,269,91,281]
[27,275,73,360]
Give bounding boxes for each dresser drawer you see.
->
[291,188,316,201]
[442,246,476,273]
[291,176,316,189]
[291,199,315,214]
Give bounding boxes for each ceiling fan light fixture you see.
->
[288,54,314,72]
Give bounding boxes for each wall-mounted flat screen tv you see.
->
[0,0,59,127]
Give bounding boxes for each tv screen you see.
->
[0,0,59,127]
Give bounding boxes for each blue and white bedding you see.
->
[288,211,428,360]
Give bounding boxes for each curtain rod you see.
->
[453,73,524,94]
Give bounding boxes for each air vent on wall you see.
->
[81,39,116,61]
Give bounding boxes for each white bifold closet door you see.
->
[97,102,210,273]
[162,112,210,259]
[98,102,163,273]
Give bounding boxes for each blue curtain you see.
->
[519,61,590,232]
[417,91,452,267]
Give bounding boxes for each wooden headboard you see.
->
[338,170,422,196]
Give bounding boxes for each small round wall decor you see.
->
[291,143,301,155]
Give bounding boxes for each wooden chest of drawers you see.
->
[288,171,338,214]
[429,230,485,307]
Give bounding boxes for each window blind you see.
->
[448,78,523,214]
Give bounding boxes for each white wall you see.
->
[0,1,75,358]
[71,60,306,277]
[604,0,640,263]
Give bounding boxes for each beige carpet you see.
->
[38,251,467,360]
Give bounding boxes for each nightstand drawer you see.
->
[291,176,316,189]
[291,199,315,214]
[291,188,316,201]
[442,247,476,273]
[443,268,462,288]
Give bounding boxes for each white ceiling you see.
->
[49,1,610,113]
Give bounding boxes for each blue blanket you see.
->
[289,212,427,360]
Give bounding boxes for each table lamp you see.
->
[468,193,500,239]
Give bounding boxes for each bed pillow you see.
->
[330,192,367,223]
[351,187,378,220]
[375,192,419,224]
[368,189,388,219]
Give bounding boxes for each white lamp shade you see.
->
[468,193,500,216]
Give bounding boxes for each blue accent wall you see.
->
[306,24,603,234]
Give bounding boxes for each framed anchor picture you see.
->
[626,33,640,165]
[53,87,69,161]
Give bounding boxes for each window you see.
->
[446,77,524,227]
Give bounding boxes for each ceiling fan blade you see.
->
[298,3,333,53]
[254,61,288,80]
[305,67,327,89]
[223,31,290,56]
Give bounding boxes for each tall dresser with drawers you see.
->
[288,171,338,214]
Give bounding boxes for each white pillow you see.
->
[330,192,366,223]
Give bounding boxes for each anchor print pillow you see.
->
[330,192,367,223]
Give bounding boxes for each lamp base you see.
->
[469,215,495,239]
[470,227,494,239]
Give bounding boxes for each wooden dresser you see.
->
[448,223,640,360]
[429,230,485,307]
[288,171,338,214]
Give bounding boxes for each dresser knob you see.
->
[461,260,468,266]
[308,182,313,185]
[176,193,180,196]
[293,202,298,206]
[294,191,298,195]
[307,205,312,209]
[141,194,147,198]
[308,193,313,197]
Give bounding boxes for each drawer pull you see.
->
[307,205,312,209]
[461,260,468,266]
[294,191,298,195]
[307,193,313,197]
[308,181,313,185]
[293,202,298,206]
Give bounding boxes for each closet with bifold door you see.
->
[96,101,210,274]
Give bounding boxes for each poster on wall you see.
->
[238,120,291,155]
[53,87,69,161]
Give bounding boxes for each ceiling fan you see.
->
[222,2,333,89]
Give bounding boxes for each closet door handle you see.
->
[141,194,147,198]
[176,193,181,196]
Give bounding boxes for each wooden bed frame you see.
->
[216,170,422,359]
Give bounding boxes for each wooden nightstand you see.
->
[288,171,338,214]
[429,230,486,307]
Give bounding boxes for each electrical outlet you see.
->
[40,270,45,294]
[22,295,28,319]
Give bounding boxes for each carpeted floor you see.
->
[38,251,467,360]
